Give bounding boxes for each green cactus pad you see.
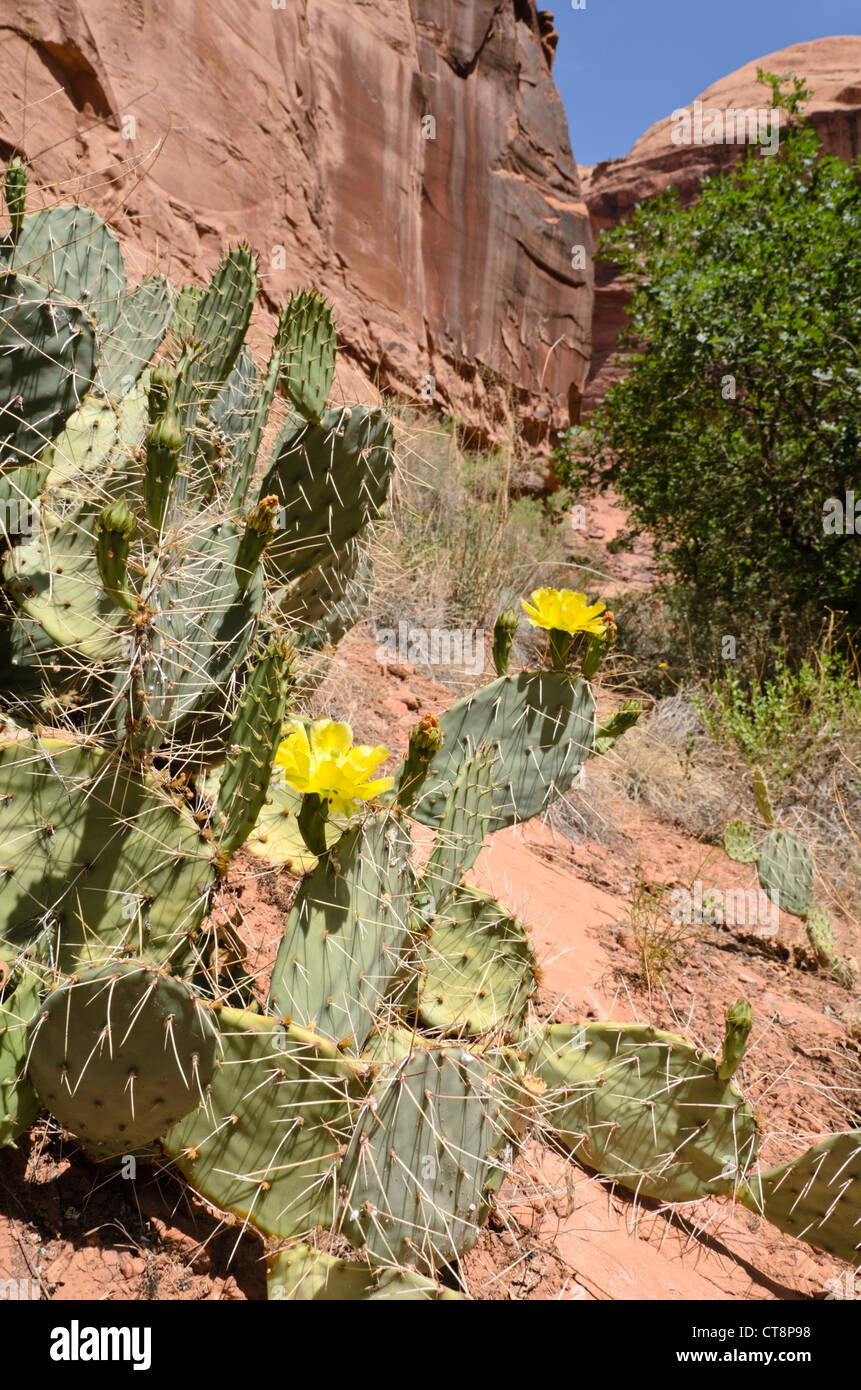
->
[421,748,496,913]
[0,731,212,974]
[756,828,814,918]
[275,536,362,632]
[337,1041,512,1271]
[204,764,319,872]
[527,1021,758,1202]
[215,638,292,857]
[411,673,595,831]
[723,818,758,864]
[38,384,146,492]
[593,701,643,756]
[0,962,41,1146]
[717,999,753,1081]
[267,1244,457,1300]
[269,811,414,1049]
[414,885,538,1037]
[162,1008,362,1241]
[261,406,395,586]
[99,275,173,401]
[171,285,203,343]
[28,962,216,1155]
[5,205,125,336]
[276,289,337,423]
[805,907,853,987]
[752,764,775,828]
[5,509,264,740]
[0,273,98,498]
[173,245,257,414]
[3,502,125,669]
[135,518,264,739]
[209,347,261,493]
[740,1130,861,1265]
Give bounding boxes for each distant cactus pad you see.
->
[27,963,216,1154]
[756,828,814,918]
[723,818,759,863]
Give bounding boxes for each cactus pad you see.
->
[269,811,414,1049]
[0,273,97,497]
[267,1244,456,1300]
[0,732,211,974]
[527,1021,758,1202]
[0,961,41,1146]
[756,828,814,918]
[411,673,595,831]
[261,406,395,586]
[27,962,216,1154]
[276,289,337,423]
[337,1041,512,1271]
[421,748,496,913]
[414,885,538,1036]
[162,1009,362,1241]
[723,818,758,864]
[740,1130,861,1265]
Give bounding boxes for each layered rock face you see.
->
[0,0,591,446]
[582,37,861,413]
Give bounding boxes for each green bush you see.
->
[562,75,861,639]
[692,644,861,786]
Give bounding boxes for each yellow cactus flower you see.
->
[274,719,393,816]
[520,587,607,636]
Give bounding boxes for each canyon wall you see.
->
[0,0,592,447]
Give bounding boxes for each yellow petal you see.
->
[309,719,354,759]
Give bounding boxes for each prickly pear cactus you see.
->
[723,818,758,863]
[0,167,856,1299]
[410,672,596,830]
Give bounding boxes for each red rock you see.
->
[400,690,420,711]
[0,1,592,446]
[582,38,861,413]
[381,698,410,718]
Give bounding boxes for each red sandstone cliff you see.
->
[0,1,591,446]
[582,37,861,413]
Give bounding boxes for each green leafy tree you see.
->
[565,75,861,633]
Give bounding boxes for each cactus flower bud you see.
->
[492,606,518,676]
[4,157,27,244]
[95,499,138,613]
[395,714,442,811]
[234,494,281,591]
[144,409,183,531]
[410,713,442,755]
[582,613,617,680]
[717,998,752,1081]
[147,360,177,422]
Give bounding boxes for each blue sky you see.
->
[552,0,860,165]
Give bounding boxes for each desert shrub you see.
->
[692,643,861,788]
[559,76,861,643]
